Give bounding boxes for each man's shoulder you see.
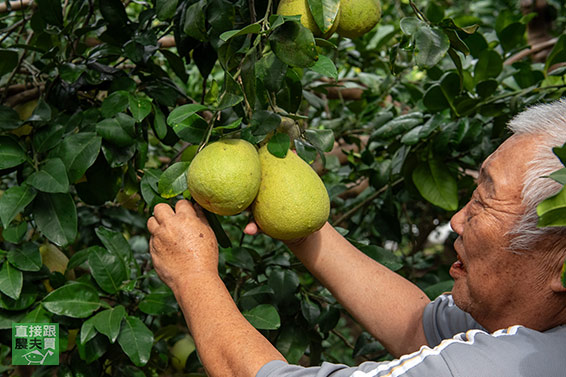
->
[435,324,566,376]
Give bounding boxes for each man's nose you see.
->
[449,204,467,235]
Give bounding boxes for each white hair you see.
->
[506,98,566,253]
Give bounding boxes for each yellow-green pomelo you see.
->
[170,334,195,371]
[252,146,330,240]
[187,139,261,216]
[277,0,340,38]
[336,0,381,39]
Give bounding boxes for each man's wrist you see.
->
[169,271,222,296]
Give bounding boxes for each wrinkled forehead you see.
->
[477,135,540,198]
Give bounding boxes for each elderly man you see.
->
[147,100,566,377]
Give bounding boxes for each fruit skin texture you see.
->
[188,139,261,216]
[170,334,196,371]
[336,0,381,39]
[252,146,330,240]
[277,0,339,38]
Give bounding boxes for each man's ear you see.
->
[550,259,566,293]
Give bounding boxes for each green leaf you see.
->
[497,22,525,52]
[544,35,566,75]
[0,136,27,170]
[28,99,51,122]
[77,333,108,364]
[414,26,450,68]
[476,79,498,98]
[42,282,101,318]
[537,186,566,227]
[371,113,424,140]
[425,2,445,23]
[0,184,36,228]
[300,298,320,325]
[171,114,208,143]
[0,287,36,311]
[80,317,98,344]
[2,221,28,244]
[88,246,128,294]
[67,247,91,270]
[218,73,244,110]
[276,324,310,364]
[160,49,189,83]
[93,305,126,343]
[0,50,18,77]
[94,227,133,263]
[7,243,42,272]
[152,104,168,140]
[423,84,449,111]
[158,162,190,199]
[294,139,318,164]
[156,0,179,20]
[26,158,69,193]
[0,262,23,300]
[117,316,154,367]
[308,0,340,35]
[243,304,281,330]
[304,129,334,152]
[50,132,102,183]
[32,124,64,153]
[268,268,299,303]
[267,133,291,158]
[256,53,288,92]
[251,110,282,136]
[100,0,129,26]
[128,95,152,123]
[36,0,63,26]
[548,168,566,185]
[357,244,403,271]
[412,159,458,211]
[474,50,503,83]
[33,192,77,246]
[400,17,425,36]
[220,23,262,41]
[423,280,454,300]
[167,104,209,125]
[183,0,207,41]
[269,21,318,68]
[22,304,51,323]
[310,55,338,79]
[96,113,136,147]
[139,290,178,315]
[101,91,130,118]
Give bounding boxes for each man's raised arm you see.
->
[287,222,431,357]
[148,200,285,377]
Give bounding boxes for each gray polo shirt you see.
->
[256,294,566,376]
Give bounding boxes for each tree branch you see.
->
[0,0,33,13]
[333,178,404,227]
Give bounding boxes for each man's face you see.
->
[449,134,548,331]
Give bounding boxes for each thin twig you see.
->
[504,37,558,65]
[330,329,355,350]
[334,178,404,227]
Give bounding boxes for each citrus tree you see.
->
[1,0,566,375]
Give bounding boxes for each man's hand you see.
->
[147,201,285,377]
[147,200,218,291]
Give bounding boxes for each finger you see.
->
[193,203,207,220]
[244,222,259,235]
[147,217,159,234]
[153,203,175,222]
[175,199,196,216]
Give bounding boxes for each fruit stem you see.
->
[408,0,428,23]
